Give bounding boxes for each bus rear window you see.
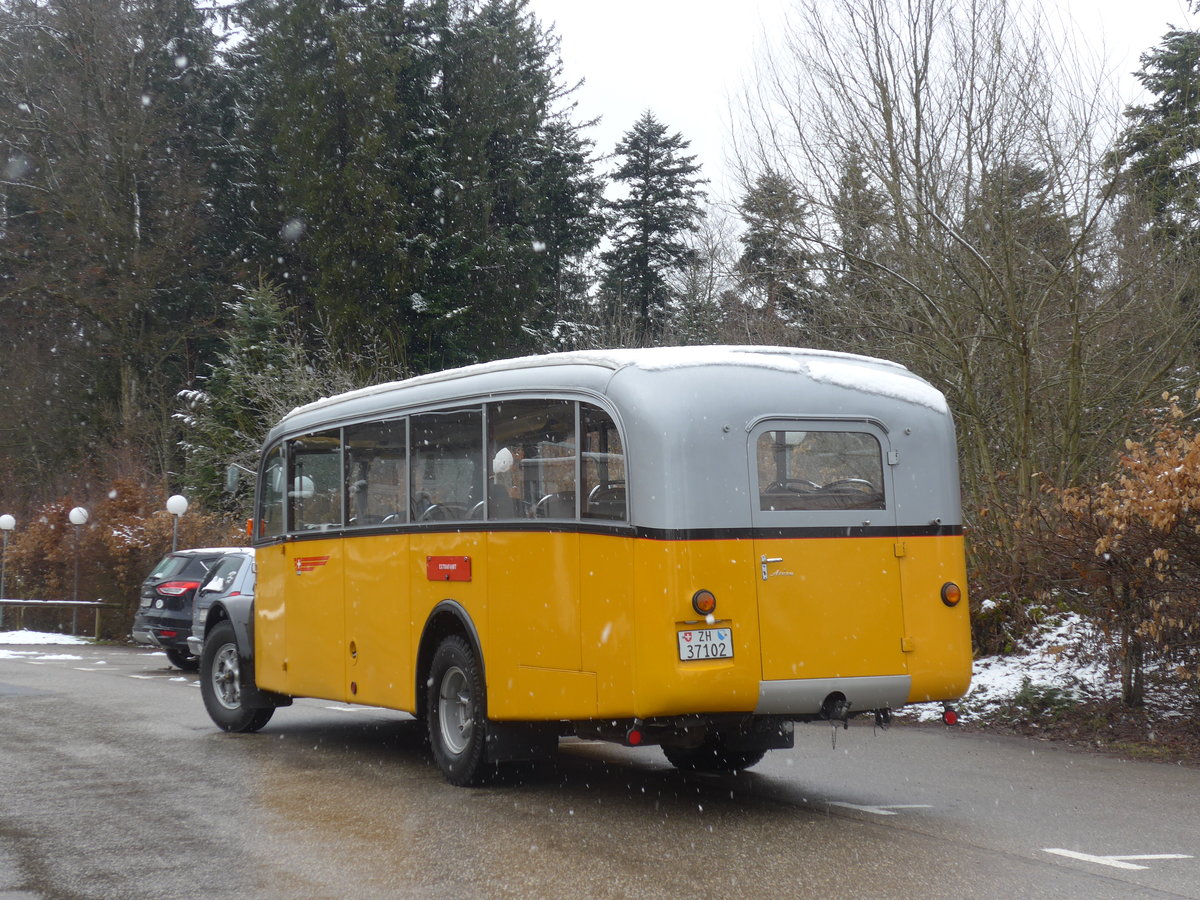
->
[757,430,885,511]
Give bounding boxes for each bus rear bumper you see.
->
[755,675,911,718]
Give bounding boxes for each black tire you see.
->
[200,620,274,733]
[165,648,199,671]
[662,733,767,773]
[426,635,489,786]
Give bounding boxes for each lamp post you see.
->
[0,514,14,628]
[68,506,88,635]
[166,494,188,552]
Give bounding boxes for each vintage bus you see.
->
[198,346,972,785]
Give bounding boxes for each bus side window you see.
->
[581,403,626,521]
[259,443,285,539]
[487,399,576,520]
[344,419,407,527]
[410,408,483,522]
[288,430,344,531]
[757,430,885,511]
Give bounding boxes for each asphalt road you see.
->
[0,643,1197,900]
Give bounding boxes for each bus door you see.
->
[749,421,908,682]
[282,430,347,700]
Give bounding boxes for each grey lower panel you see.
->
[755,674,912,715]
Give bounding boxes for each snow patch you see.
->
[0,629,90,646]
[903,614,1113,723]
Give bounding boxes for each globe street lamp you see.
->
[68,506,88,634]
[166,494,188,552]
[0,514,14,628]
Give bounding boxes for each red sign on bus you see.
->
[426,556,472,582]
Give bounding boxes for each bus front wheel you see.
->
[200,620,274,733]
[426,635,489,786]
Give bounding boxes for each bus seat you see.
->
[533,491,576,518]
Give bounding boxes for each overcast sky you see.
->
[526,0,1197,203]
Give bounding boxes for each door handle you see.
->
[761,555,783,580]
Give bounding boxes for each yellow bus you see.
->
[198,346,972,785]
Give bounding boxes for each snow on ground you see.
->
[0,630,91,661]
[0,629,90,646]
[903,613,1128,722]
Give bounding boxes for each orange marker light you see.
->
[692,589,717,616]
[940,582,962,607]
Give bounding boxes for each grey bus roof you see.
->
[267,345,961,530]
[274,346,947,438]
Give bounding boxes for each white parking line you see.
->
[828,802,933,816]
[1043,849,1194,871]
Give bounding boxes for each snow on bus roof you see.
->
[287,345,947,421]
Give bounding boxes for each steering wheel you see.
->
[419,503,453,521]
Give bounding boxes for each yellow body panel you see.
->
[628,539,762,719]
[255,530,971,720]
[895,535,973,703]
[345,534,412,708]
[754,536,906,681]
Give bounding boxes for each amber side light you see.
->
[941,582,962,607]
[692,589,717,616]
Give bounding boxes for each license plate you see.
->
[677,627,734,661]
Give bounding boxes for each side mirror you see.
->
[225,463,255,493]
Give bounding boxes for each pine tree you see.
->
[601,111,706,344]
[736,171,822,323]
[529,118,608,347]
[222,0,435,371]
[176,280,367,511]
[1110,26,1200,245]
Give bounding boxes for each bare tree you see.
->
[733,0,1199,553]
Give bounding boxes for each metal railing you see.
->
[0,599,114,640]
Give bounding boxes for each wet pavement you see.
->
[1,644,1198,899]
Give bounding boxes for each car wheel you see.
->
[165,648,199,671]
[426,635,489,786]
[200,620,274,733]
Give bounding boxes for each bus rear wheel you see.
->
[662,732,767,773]
[426,635,489,786]
[200,620,274,733]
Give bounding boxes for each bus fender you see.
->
[416,601,557,762]
[417,600,484,682]
[415,599,489,718]
[206,596,291,710]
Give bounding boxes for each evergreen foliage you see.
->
[175,281,370,512]
[1111,28,1200,244]
[0,0,229,488]
[736,171,823,324]
[601,111,706,344]
[220,0,603,373]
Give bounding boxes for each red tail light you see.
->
[156,581,200,596]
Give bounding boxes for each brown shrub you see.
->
[4,478,246,639]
